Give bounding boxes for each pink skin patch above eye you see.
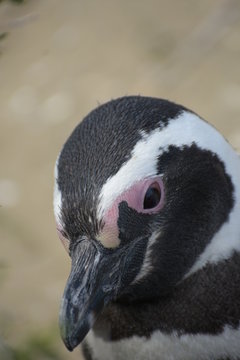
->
[99,176,164,248]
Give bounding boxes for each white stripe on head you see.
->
[53,155,63,225]
[133,231,160,284]
[97,129,164,219]
[97,111,240,275]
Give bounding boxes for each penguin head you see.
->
[54,96,240,351]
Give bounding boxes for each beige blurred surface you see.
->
[0,0,240,359]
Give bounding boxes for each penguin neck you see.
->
[93,252,240,341]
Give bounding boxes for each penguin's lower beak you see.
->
[59,238,123,351]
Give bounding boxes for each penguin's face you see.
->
[54,96,237,351]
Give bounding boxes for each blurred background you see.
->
[0,0,240,359]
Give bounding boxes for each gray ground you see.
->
[0,0,240,359]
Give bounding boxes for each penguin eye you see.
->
[143,182,161,210]
[107,176,164,216]
[57,227,70,254]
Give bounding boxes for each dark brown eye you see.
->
[143,183,161,210]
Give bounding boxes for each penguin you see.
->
[53,96,240,360]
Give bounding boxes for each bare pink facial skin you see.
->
[56,176,164,251]
[99,176,164,248]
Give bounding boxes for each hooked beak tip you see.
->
[60,321,81,351]
[62,338,74,352]
[59,303,95,351]
[60,322,92,351]
[61,329,80,351]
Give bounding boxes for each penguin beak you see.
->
[59,238,123,351]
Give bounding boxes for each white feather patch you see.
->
[133,231,160,283]
[86,326,240,360]
[97,129,163,219]
[53,155,62,224]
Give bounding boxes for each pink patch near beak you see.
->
[99,176,164,248]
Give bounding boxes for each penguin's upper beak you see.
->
[59,238,125,351]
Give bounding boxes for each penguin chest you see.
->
[85,326,240,360]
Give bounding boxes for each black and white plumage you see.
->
[53,96,240,360]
